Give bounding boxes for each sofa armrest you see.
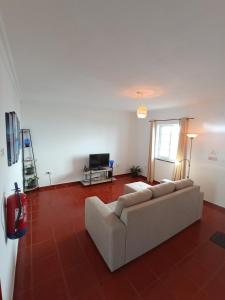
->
[198,191,204,219]
[85,196,126,271]
[160,179,173,183]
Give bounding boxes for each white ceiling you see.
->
[1,0,225,111]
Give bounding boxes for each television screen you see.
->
[89,153,110,169]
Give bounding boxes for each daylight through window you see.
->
[155,123,180,162]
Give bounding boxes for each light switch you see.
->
[208,156,218,161]
[208,150,218,161]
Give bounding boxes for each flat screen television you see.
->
[89,153,110,169]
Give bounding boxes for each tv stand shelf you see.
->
[81,167,114,186]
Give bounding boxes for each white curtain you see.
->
[173,118,189,180]
[147,121,156,183]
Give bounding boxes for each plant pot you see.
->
[27,183,36,189]
[131,172,139,177]
[25,168,34,175]
[27,179,38,189]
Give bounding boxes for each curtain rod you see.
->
[149,117,195,123]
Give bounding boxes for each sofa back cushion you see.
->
[149,182,175,198]
[114,189,152,217]
[120,185,202,263]
[174,179,194,190]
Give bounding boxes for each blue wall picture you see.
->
[5,111,21,166]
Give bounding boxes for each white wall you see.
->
[22,102,138,187]
[0,20,22,300]
[136,101,225,208]
[154,160,175,182]
[135,118,150,176]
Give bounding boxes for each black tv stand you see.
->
[90,166,108,171]
[81,167,114,186]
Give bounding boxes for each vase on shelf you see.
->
[109,160,114,168]
[24,138,30,147]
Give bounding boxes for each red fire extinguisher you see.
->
[7,182,28,239]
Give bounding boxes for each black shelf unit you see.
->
[21,129,39,192]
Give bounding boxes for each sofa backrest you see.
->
[114,179,194,217]
[114,189,152,217]
[148,182,175,198]
[148,179,194,198]
[174,179,193,190]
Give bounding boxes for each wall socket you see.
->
[46,171,52,185]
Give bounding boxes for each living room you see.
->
[0,1,225,300]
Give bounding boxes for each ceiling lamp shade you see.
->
[186,133,198,139]
[137,104,148,118]
[136,91,148,118]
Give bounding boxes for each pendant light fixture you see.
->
[136,91,148,118]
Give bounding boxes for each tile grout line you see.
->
[76,226,155,300]
[30,195,35,300]
[158,240,225,299]
[138,238,215,297]
[74,226,107,296]
[162,237,211,273]
[122,277,143,300]
[191,258,225,298]
[50,219,71,300]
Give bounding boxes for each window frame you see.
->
[155,122,180,163]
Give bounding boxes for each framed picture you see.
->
[5,111,21,166]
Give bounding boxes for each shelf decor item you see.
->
[26,176,39,189]
[25,165,34,175]
[24,138,30,147]
[109,160,114,168]
[83,165,89,172]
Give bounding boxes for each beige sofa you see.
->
[85,179,204,271]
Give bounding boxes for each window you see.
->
[155,123,180,162]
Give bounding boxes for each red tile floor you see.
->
[14,175,225,300]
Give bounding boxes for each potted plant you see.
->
[25,165,34,175]
[130,165,142,177]
[26,176,38,189]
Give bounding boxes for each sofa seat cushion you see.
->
[149,182,175,198]
[114,189,152,217]
[124,181,152,194]
[174,179,194,190]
